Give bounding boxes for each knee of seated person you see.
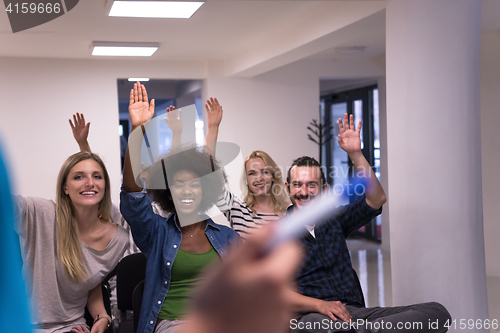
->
[428,302,452,323]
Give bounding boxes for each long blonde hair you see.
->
[55,152,112,282]
[241,151,290,215]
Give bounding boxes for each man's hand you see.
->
[338,113,362,155]
[316,300,353,323]
[205,97,223,129]
[129,82,155,129]
[338,112,387,209]
[164,106,182,134]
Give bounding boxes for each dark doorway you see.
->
[321,85,381,242]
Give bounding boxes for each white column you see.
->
[385,0,488,326]
[377,76,390,254]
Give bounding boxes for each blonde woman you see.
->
[15,152,129,333]
[197,101,290,239]
[216,150,290,238]
[241,150,289,215]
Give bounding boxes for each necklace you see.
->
[183,223,201,238]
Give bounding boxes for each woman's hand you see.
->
[129,82,155,129]
[69,113,91,152]
[85,285,109,333]
[205,97,223,156]
[205,97,223,129]
[69,113,90,144]
[164,106,182,134]
[90,318,109,333]
[71,325,89,333]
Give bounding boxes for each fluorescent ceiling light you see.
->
[109,1,204,18]
[92,42,159,57]
[93,47,157,56]
[128,78,150,82]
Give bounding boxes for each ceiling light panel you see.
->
[109,1,204,18]
[92,42,159,57]
[128,78,150,81]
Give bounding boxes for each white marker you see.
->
[264,189,342,253]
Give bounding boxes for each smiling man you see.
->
[285,113,451,333]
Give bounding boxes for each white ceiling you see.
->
[1,0,499,79]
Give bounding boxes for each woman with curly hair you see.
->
[161,97,290,240]
[16,151,129,333]
[120,82,239,333]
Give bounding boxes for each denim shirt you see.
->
[120,189,240,333]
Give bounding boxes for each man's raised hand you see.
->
[338,113,362,155]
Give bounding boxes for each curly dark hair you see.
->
[147,145,227,214]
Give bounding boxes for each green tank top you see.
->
[158,247,219,320]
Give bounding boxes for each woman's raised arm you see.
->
[123,82,155,192]
[69,113,91,153]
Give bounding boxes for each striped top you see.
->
[216,188,282,239]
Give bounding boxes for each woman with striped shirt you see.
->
[164,100,291,239]
[216,151,290,239]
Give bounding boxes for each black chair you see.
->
[114,253,147,333]
[133,279,145,333]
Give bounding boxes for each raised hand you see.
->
[69,113,90,145]
[164,106,182,134]
[69,113,91,152]
[129,82,155,129]
[205,97,223,129]
[338,113,362,155]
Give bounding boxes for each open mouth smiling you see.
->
[80,191,97,196]
[295,195,313,204]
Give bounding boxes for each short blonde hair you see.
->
[241,151,290,215]
[56,152,112,282]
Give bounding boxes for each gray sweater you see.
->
[15,196,129,333]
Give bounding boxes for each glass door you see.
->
[321,85,380,242]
